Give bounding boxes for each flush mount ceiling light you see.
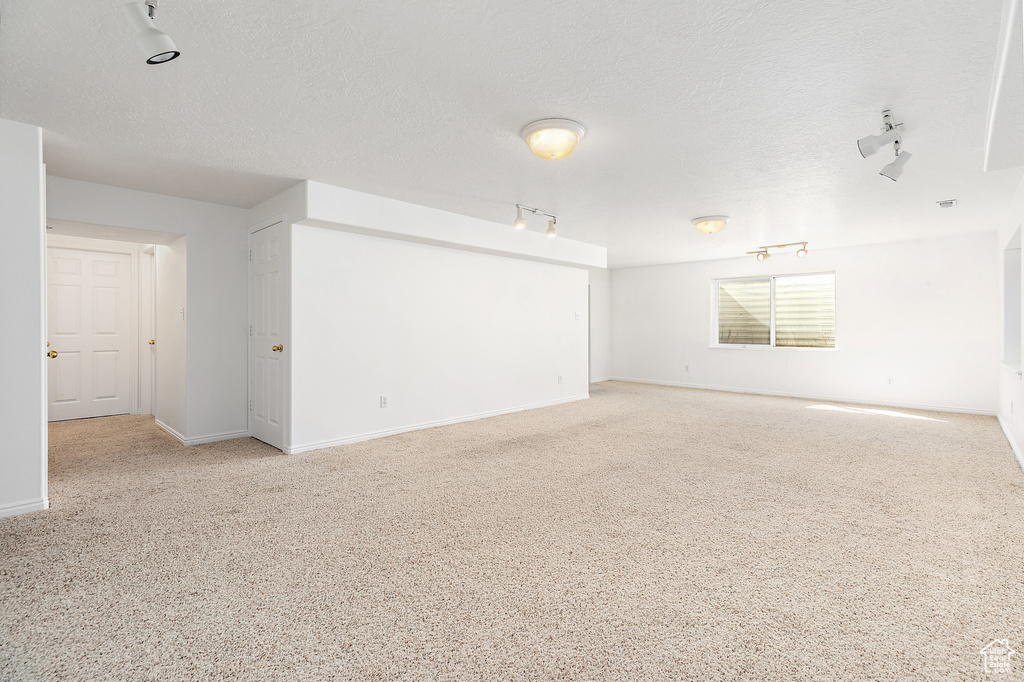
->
[857,109,911,181]
[692,216,729,234]
[748,242,809,261]
[123,1,180,64]
[521,119,586,160]
[513,204,558,238]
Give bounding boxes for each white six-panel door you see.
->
[249,222,285,449]
[47,248,132,421]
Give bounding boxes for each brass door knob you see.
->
[47,350,58,358]
[149,339,155,345]
[272,345,284,352]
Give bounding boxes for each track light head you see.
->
[123,2,180,64]
[546,219,557,238]
[880,151,912,182]
[755,250,768,262]
[857,109,901,158]
[857,128,899,158]
[514,206,527,229]
[796,244,808,258]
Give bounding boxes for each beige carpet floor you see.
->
[2,381,1023,680]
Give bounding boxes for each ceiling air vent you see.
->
[936,199,957,208]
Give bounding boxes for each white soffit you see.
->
[299,182,607,269]
[984,0,1024,172]
[45,218,183,245]
[0,0,1021,268]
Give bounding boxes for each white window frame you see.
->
[710,272,838,351]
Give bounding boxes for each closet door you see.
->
[48,248,132,421]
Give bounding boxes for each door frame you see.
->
[45,234,155,417]
[247,214,290,450]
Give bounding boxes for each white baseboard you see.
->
[155,419,249,446]
[286,394,590,454]
[0,498,49,519]
[997,413,1024,473]
[184,430,250,445]
[607,377,997,416]
[155,419,187,444]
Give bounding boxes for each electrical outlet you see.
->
[380,395,388,408]
[179,307,185,320]
[575,311,580,320]
[886,376,894,385]
[557,375,563,384]
[684,365,690,373]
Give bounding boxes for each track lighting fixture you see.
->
[513,204,558,238]
[123,1,180,64]
[748,242,809,261]
[692,216,729,234]
[521,119,586,160]
[858,109,911,181]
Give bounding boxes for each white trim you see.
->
[183,430,250,446]
[39,166,49,516]
[997,413,1024,472]
[0,498,49,519]
[607,377,997,416]
[155,418,186,443]
[285,394,590,454]
[155,419,248,446]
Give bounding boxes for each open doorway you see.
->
[45,220,186,430]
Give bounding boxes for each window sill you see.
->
[709,344,838,352]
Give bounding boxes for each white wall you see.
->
[588,268,612,382]
[289,225,590,452]
[46,178,249,442]
[0,119,47,518]
[611,233,998,413]
[997,175,1024,470]
[155,237,188,437]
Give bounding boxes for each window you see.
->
[715,273,835,348]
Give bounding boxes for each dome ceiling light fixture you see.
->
[521,119,586,160]
[513,204,558,238]
[123,0,180,64]
[692,216,729,234]
[747,242,810,261]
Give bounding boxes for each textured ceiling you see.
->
[1,0,1020,267]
